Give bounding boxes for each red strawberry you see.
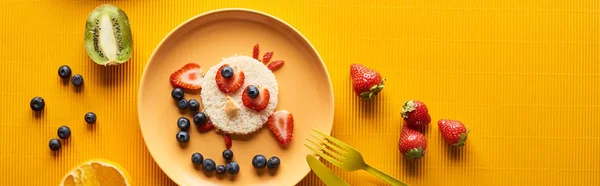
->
[223,134,232,149]
[401,100,431,128]
[267,60,284,71]
[215,64,245,93]
[170,63,204,90]
[268,110,294,145]
[198,117,214,132]
[398,124,427,160]
[438,119,469,147]
[241,85,270,112]
[350,64,385,100]
[253,43,260,60]
[262,51,273,64]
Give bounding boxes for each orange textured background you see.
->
[0,0,599,185]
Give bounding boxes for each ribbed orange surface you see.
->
[0,0,598,185]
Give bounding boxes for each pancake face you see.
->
[201,55,279,135]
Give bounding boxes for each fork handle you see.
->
[364,165,408,186]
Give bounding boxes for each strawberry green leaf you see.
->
[453,129,470,147]
[401,100,416,118]
[360,92,374,99]
[360,79,386,100]
[403,147,425,160]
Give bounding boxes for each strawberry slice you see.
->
[241,85,270,112]
[268,110,294,145]
[267,60,284,71]
[253,43,260,61]
[224,134,232,149]
[198,117,214,132]
[170,63,204,90]
[262,51,273,64]
[215,64,245,93]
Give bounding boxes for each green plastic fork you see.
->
[305,128,409,186]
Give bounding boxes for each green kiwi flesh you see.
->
[84,4,132,66]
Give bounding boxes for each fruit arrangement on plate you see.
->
[136,8,337,186]
[169,43,292,175]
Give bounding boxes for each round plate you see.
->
[138,9,334,186]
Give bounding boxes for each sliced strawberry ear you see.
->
[268,110,294,145]
[267,60,284,71]
[262,51,273,64]
[170,63,204,90]
[253,43,260,61]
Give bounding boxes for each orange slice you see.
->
[59,158,132,186]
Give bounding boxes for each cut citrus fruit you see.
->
[59,158,132,186]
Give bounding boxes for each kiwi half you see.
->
[84,4,132,66]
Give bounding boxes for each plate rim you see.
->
[137,8,335,185]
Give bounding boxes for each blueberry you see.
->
[84,112,96,124]
[226,161,240,174]
[222,149,233,161]
[267,156,280,170]
[215,165,226,174]
[49,138,61,151]
[177,117,191,131]
[176,131,190,143]
[221,65,234,79]
[57,126,71,139]
[71,74,83,87]
[177,99,188,109]
[188,99,200,111]
[58,65,72,79]
[246,85,259,99]
[191,152,204,165]
[252,154,267,169]
[193,112,207,126]
[30,96,45,111]
[202,158,216,172]
[171,88,184,100]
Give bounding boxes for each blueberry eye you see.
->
[221,65,234,79]
[246,85,259,99]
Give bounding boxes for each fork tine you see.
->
[308,133,348,155]
[304,143,343,167]
[312,128,352,150]
[306,138,346,161]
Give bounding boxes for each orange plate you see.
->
[138,9,334,186]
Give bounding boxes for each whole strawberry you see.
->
[438,119,469,147]
[398,124,427,160]
[401,100,431,128]
[350,64,385,100]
